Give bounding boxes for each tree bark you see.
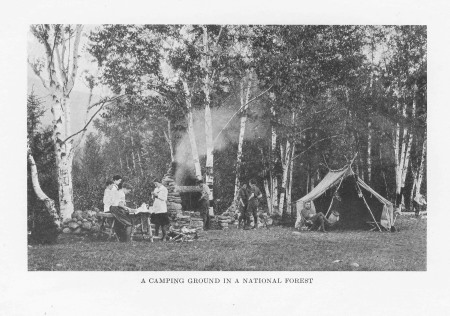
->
[270,106,279,214]
[181,78,202,179]
[367,120,372,183]
[164,119,175,162]
[286,143,295,216]
[415,131,427,199]
[233,74,252,200]
[259,146,273,214]
[28,150,61,229]
[278,139,291,216]
[202,25,215,206]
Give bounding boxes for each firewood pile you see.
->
[167,226,198,242]
[61,209,100,234]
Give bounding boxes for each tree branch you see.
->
[66,25,83,94]
[28,59,49,90]
[293,134,346,161]
[213,85,273,145]
[62,95,125,144]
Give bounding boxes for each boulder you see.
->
[73,227,82,234]
[82,218,88,222]
[77,221,82,225]
[63,218,72,225]
[68,222,79,230]
[91,224,100,232]
[87,210,97,217]
[62,227,71,234]
[82,222,92,230]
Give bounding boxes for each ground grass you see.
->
[28,216,426,271]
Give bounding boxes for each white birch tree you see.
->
[29,24,83,220]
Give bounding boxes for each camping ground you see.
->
[28,215,426,271]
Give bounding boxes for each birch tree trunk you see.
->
[164,119,175,162]
[278,139,291,216]
[367,120,372,183]
[202,25,215,205]
[393,101,402,207]
[415,132,427,199]
[306,168,310,193]
[278,112,296,216]
[259,146,273,214]
[128,124,137,174]
[233,74,252,200]
[181,78,202,179]
[270,106,279,214]
[286,143,295,216]
[28,150,61,229]
[401,96,416,188]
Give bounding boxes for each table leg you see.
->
[147,216,153,242]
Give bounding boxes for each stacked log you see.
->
[161,170,183,220]
[172,215,190,229]
[190,216,204,231]
[218,215,232,230]
[61,209,100,234]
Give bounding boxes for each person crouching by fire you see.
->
[151,179,170,241]
[197,179,211,230]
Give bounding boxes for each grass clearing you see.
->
[28,216,426,271]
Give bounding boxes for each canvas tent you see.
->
[294,165,394,231]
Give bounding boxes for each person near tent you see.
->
[109,182,135,242]
[302,201,332,232]
[197,179,211,230]
[237,183,250,228]
[151,179,170,241]
[244,179,263,230]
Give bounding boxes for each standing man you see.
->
[246,179,263,230]
[237,183,250,228]
[197,179,211,230]
[110,182,135,242]
[151,179,170,241]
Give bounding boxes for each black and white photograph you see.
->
[26,24,427,271]
[2,0,450,315]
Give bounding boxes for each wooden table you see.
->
[129,212,154,242]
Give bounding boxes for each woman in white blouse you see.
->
[151,179,169,241]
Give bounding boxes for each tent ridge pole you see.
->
[325,175,345,217]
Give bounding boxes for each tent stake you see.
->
[357,182,382,232]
